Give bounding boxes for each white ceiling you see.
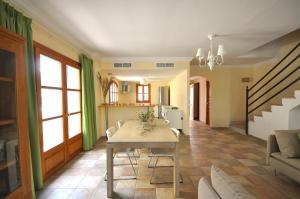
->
[12,0,300,61]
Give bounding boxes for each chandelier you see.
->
[196,34,225,70]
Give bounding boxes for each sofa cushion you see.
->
[211,165,255,199]
[271,152,300,170]
[275,130,300,158]
[198,178,220,199]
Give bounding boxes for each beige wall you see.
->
[170,69,189,134]
[32,22,81,61]
[190,67,253,127]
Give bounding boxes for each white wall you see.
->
[289,105,300,129]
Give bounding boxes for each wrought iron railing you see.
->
[245,42,300,134]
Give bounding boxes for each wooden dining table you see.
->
[106,119,180,198]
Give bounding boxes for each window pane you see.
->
[68,91,81,113]
[138,85,143,93]
[68,113,81,138]
[40,55,62,87]
[43,118,64,151]
[144,86,149,93]
[41,88,63,119]
[144,94,149,101]
[67,65,80,89]
[138,94,143,101]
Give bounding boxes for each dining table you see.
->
[106,119,180,198]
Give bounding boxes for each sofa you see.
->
[267,130,300,183]
[198,165,255,199]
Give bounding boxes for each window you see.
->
[109,81,118,104]
[136,84,151,103]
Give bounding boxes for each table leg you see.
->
[107,146,113,198]
[174,144,180,197]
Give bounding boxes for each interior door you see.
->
[193,83,200,120]
[35,43,82,180]
[206,80,210,125]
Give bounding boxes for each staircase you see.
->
[245,42,300,140]
[249,90,300,140]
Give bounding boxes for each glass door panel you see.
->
[41,88,63,119]
[67,66,80,89]
[42,118,64,152]
[68,113,81,138]
[0,48,21,196]
[40,55,62,87]
[67,91,81,113]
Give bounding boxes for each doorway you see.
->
[189,76,210,125]
[193,83,200,120]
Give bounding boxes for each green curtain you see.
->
[80,54,97,150]
[0,0,43,197]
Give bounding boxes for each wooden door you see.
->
[34,43,82,180]
[206,80,210,125]
[193,83,200,120]
[0,28,32,198]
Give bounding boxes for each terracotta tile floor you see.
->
[37,121,300,199]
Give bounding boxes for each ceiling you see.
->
[12,0,300,62]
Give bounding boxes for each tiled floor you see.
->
[37,121,300,199]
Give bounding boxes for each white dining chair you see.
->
[117,120,125,129]
[149,128,183,184]
[164,119,170,126]
[116,120,140,158]
[105,126,138,180]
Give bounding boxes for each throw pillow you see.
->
[275,130,300,158]
[198,177,220,199]
[211,165,255,199]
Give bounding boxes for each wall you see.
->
[32,22,80,61]
[289,105,300,129]
[170,69,189,134]
[190,67,253,127]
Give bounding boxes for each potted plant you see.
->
[97,72,114,131]
[138,108,155,131]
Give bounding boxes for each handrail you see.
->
[245,41,300,135]
[249,42,300,91]
[248,55,300,99]
[248,65,300,107]
[248,76,300,114]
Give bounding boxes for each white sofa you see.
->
[198,165,255,199]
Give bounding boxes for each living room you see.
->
[0,0,300,199]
